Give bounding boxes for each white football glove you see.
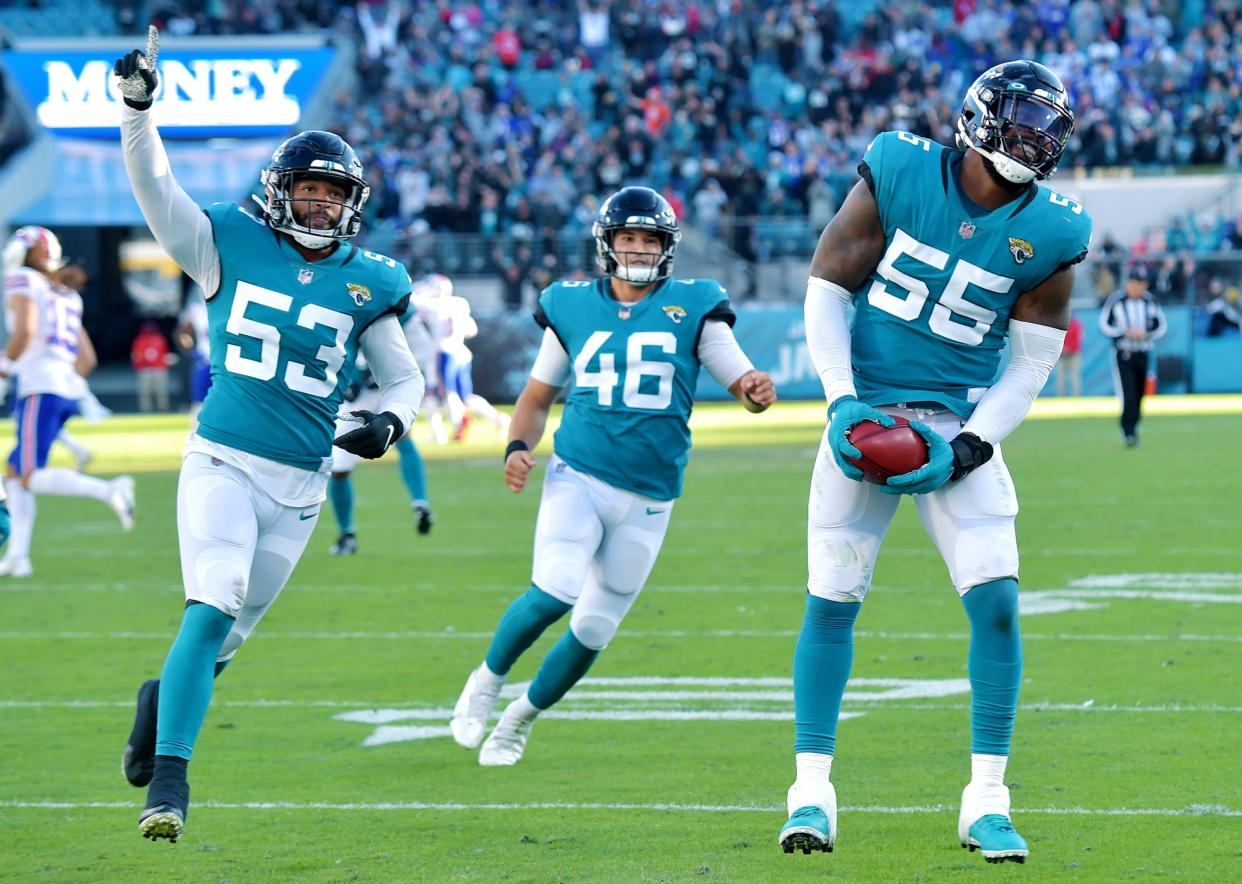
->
[113,25,160,110]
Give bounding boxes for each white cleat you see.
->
[0,557,33,578]
[108,476,136,531]
[450,665,504,749]
[478,702,535,767]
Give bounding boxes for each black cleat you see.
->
[329,532,358,556]
[122,679,160,787]
[414,504,434,536]
[139,757,190,843]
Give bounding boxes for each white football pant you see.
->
[807,405,1019,601]
[531,454,673,650]
[177,452,319,662]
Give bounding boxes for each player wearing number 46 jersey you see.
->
[113,27,424,844]
[781,61,1091,863]
[450,186,777,766]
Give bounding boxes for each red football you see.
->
[844,416,929,484]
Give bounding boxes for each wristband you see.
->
[504,440,529,463]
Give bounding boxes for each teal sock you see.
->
[528,630,599,709]
[155,603,234,759]
[329,475,355,534]
[484,584,571,676]
[793,594,861,755]
[961,578,1023,755]
[395,436,428,503]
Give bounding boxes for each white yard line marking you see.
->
[3,629,1241,643]
[4,700,1239,713]
[1,800,1237,817]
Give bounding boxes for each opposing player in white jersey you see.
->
[327,298,435,556]
[415,274,509,442]
[1,226,135,578]
[52,265,112,472]
[114,28,424,843]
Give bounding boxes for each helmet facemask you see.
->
[957,75,1074,184]
[593,225,679,284]
[262,169,369,250]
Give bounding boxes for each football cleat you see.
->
[123,679,160,787]
[75,448,94,473]
[414,504,434,536]
[139,765,190,843]
[452,413,473,443]
[779,782,837,854]
[962,814,1029,863]
[959,782,1028,863]
[108,475,136,531]
[0,557,33,578]
[478,701,535,766]
[450,665,504,749]
[329,532,358,556]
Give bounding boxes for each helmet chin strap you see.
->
[612,259,662,284]
[971,143,1038,184]
[289,229,336,250]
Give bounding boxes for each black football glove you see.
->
[334,410,404,459]
[948,432,994,481]
[113,25,160,110]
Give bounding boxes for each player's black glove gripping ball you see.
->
[113,25,160,111]
[334,410,404,459]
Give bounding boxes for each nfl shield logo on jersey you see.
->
[346,283,372,307]
[298,269,313,285]
[958,220,976,239]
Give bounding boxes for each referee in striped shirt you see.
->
[1099,265,1167,447]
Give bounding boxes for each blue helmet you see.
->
[592,186,681,284]
[260,130,370,249]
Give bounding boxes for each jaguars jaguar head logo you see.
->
[1008,237,1035,264]
[346,283,372,307]
[662,305,687,324]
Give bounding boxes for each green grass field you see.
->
[2,401,1240,882]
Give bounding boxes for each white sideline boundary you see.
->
[1,799,1237,817]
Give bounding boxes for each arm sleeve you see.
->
[120,105,221,296]
[960,319,1066,445]
[528,327,571,387]
[1098,294,1124,338]
[1149,299,1168,340]
[804,276,857,407]
[697,319,754,390]
[358,314,425,435]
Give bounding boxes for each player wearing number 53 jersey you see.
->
[112,27,424,843]
[450,186,777,766]
[781,61,1091,863]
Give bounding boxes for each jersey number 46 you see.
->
[575,331,677,410]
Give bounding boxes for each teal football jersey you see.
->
[851,131,1093,416]
[196,204,412,469]
[538,277,735,500]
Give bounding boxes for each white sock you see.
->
[796,752,833,782]
[971,753,1008,789]
[28,468,111,501]
[6,481,35,561]
[466,394,505,427]
[506,691,541,722]
[57,430,89,462]
[477,661,505,688]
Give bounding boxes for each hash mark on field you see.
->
[1,800,1238,817]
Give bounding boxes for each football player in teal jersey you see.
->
[450,186,777,766]
[113,28,425,843]
[780,61,1091,863]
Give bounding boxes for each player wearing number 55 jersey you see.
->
[780,61,1091,863]
[113,27,424,843]
[450,186,777,766]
